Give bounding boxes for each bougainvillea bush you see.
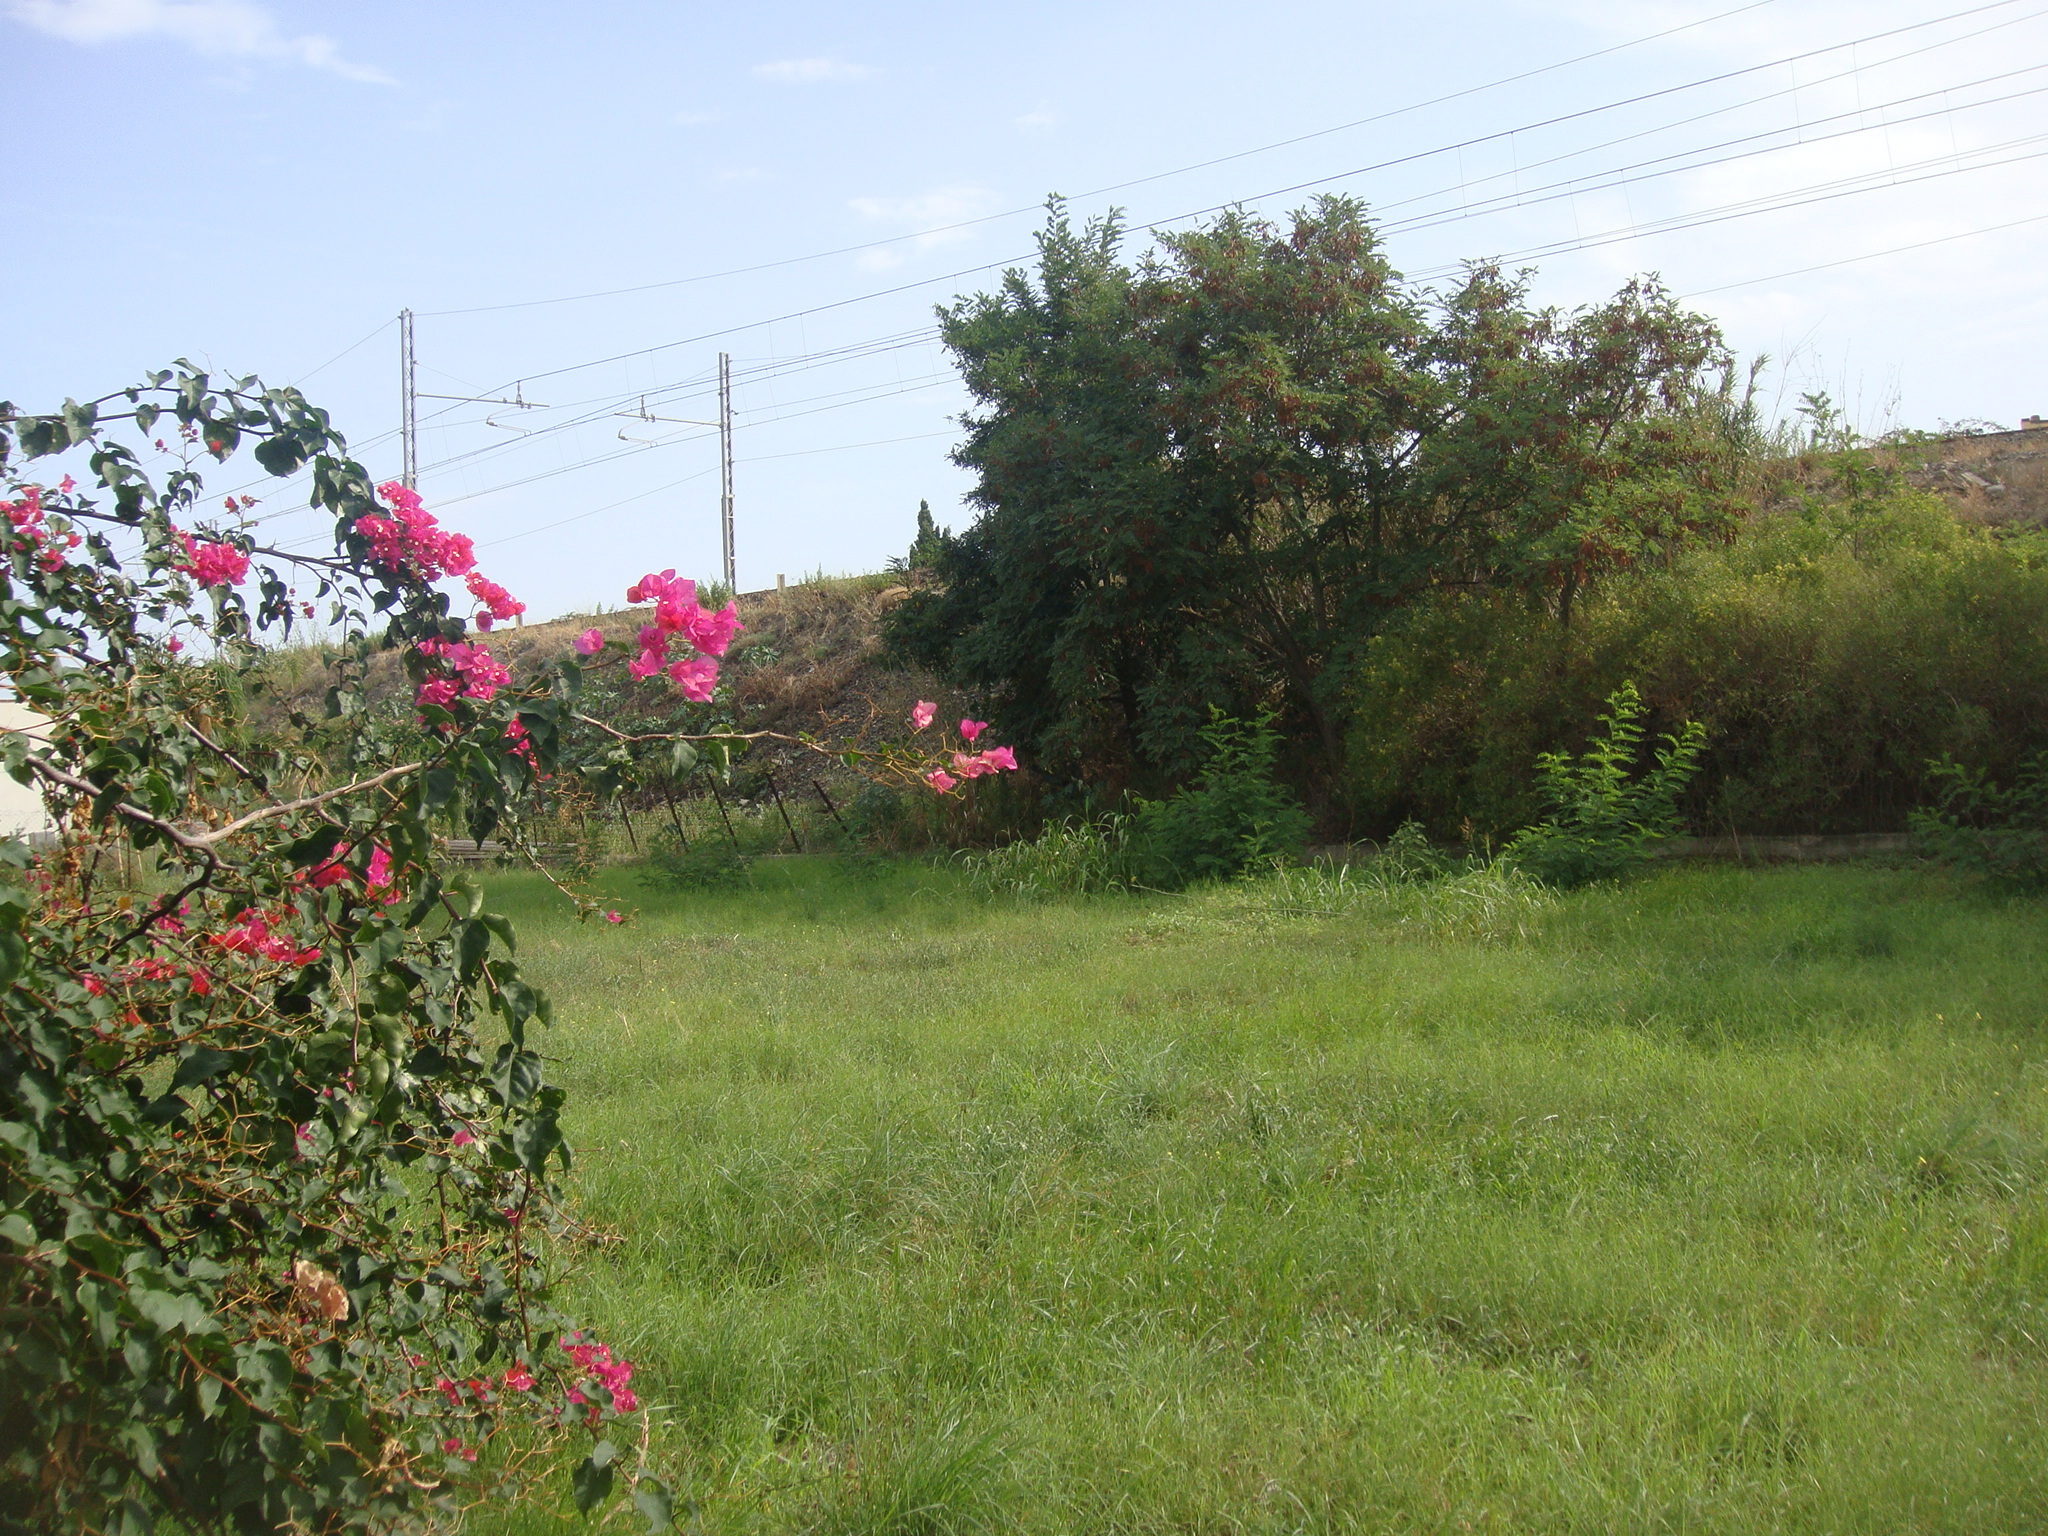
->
[0,367,1011,1534]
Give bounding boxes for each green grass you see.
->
[470,859,2048,1533]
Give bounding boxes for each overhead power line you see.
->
[419,0,1786,318]
[443,0,2047,399]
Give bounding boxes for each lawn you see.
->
[472,858,2048,1534]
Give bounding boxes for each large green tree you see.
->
[892,198,1748,807]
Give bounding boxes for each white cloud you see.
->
[5,0,393,83]
[752,56,873,84]
[850,184,1001,270]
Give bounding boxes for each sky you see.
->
[3,0,2045,624]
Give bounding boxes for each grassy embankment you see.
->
[473,858,2048,1533]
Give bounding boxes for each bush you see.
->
[0,369,1010,1533]
[1910,753,2048,890]
[1346,488,2048,838]
[642,831,752,891]
[1131,712,1311,888]
[1503,682,1705,888]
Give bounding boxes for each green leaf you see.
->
[632,1478,675,1531]
[235,1340,296,1410]
[172,1046,239,1090]
[253,434,306,475]
[668,741,698,776]
[492,1046,543,1107]
[571,1444,617,1515]
[456,919,491,984]
[480,911,516,954]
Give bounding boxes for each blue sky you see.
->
[4,0,2044,623]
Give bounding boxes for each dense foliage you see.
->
[890,198,1749,805]
[1346,485,2048,839]
[1910,752,2048,890]
[0,371,1009,1533]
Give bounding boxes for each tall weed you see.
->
[1504,682,1705,888]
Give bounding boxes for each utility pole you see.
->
[399,308,418,492]
[718,351,735,591]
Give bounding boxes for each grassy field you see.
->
[471,858,2048,1534]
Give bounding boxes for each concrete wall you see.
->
[0,701,55,840]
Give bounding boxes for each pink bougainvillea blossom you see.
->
[925,768,957,794]
[416,638,510,705]
[211,911,321,967]
[627,569,692,607]
[603,910,623,924]
[574,627,605,656]
[451,1126,477,1149]
[440,1438,478,1463]
[959,718,988,743]
[503,716,539,767]
[621,570,740,696]
[681,601,742,657]
[561,1336,639,1418]
[502,1363,535,1393]
[166,638,184,655]
[356,482,476,580]
[911,701,937,731]
[464,571,525,630]
[666,655,719,702]
[174,532,250,588]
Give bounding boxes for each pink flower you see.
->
[574,628,605,656]
[436,1378,464,1408]
[306,857,351,889]
[628,645,667,681]
[465,571,525,625]
[959,719,987,743]
[166,639,184,655]
[441,1438,477,1463]
[925,768,957,794]
[951,752,995,780]
[667,655,719,701]
[603,910,623,924]
[502,1364,535,1392]
[682,601,742,657]
[174,532,249,587]
[451,1127,477,1148]
[911,701,937,731]
[981,745,1018,772]
[359,484,476,580]
[211,911,321,966]
[628,569,692,607]
[365,845,394,890]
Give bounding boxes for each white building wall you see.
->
[0,701,56,840]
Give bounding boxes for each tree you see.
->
[891,199,1745,807]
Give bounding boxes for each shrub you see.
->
[642,831,753,892]
[1910,753,2048,890]
[1346,488,2048,838]
[1131,712,1311,888]
[0,370,1016,1533]
[1503,683,1705,888]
